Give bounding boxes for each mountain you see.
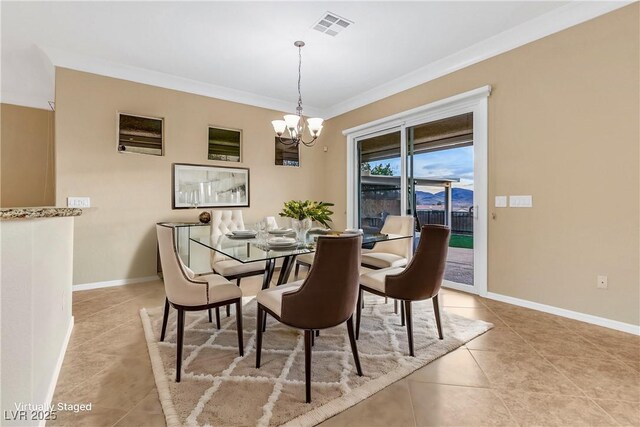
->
[415,188,473,209]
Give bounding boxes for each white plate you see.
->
[226,233,255,240]
[268,228,293,235]
[267,243,299,250]
[232,230,257,236]
[267,237,297,246]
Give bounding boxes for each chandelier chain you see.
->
[297,44,303,112]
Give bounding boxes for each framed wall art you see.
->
[208,126,242,162]
[117,112,164,156]
[172,163,250,209]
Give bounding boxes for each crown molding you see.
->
[322,1,633,119]
[39,46,324,118]
[9,2,631,117]
[0,90,53,110]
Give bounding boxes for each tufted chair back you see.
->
[369,215,415,261]
[210,210,246,264]
[264,216,279,230]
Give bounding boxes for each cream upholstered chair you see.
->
[361,215,415,269]
[357,225,450,356]
[210,210,266,315]
[264,216,279,230]
[293,252,315,278]
[156,224,244,382]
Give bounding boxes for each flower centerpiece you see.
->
[279,200,334,243]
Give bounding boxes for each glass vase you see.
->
[292,218,312,245]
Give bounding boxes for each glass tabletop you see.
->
[189,232,412,263]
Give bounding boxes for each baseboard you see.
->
[73,275,160,291]
[442,280,477,294]
[40,316,74,426]
[485,292,640,336]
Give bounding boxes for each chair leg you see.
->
[176,308,185,382]
[405,301,414,357]
[256,306,263,368]
[208,308,212,323]
[394,299,398,314]
[233,278,241,318]
[226,304,231,317]
[346,316,363,376]
[294,262,300,279]
[215,307,221,330]
[433,294,444,339]
[400,301,405,326]
[235,300,244,356]
[356,289,362,340]
[315,329,319,337]
[311,330,315,346]
[304,330,312,403]
[385,296,388,304]
[262,311,267,332]
[160,298,170,341]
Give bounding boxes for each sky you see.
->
[367,145,474,192]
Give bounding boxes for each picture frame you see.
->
[275,137,300,167]
[117,112,164,156]
[172,163,250,209]
[208,126,242,162]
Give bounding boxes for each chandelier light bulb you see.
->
[307,118,324,135]
[272,120,286,136]
[284,114,301,130]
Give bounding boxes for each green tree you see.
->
[370,163,394,176]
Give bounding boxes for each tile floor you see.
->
[50,274,639,426]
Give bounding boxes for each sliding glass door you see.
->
[407,113,475,288]
[348,87,489,295]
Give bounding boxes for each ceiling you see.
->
[0,1,629,117]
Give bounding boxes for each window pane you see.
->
[358,131,401,233]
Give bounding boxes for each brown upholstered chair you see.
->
[255,235,364,403]
[357,225,450,356]
[157,224,244,382]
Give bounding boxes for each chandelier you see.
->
[271,41,323,147]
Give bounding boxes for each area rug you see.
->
[140,295,492,427]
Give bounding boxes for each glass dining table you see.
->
[187,229,413,290]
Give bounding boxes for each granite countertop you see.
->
[0,207,83,219]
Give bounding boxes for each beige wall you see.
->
[322,5,639,325]
[1,103,55,207]
[55,69,326,285]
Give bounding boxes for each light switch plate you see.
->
[509,195,532,208]
[67,197,90,208]
[495,196,507,207]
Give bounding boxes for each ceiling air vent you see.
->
[312,12,353,37]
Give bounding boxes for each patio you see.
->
[445,247,474,286]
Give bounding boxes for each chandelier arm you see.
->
[299,136,318,147]
[278,135,296,146]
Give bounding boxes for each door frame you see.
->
[344,86,491,296]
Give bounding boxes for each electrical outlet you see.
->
[67,197,90,208]
[597,275,608,289]
[495,196,507,207]
[509,195,533,208]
